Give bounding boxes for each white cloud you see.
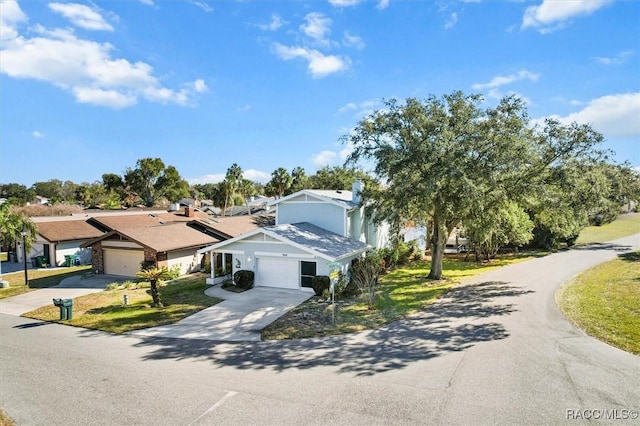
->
[139,0,154,5]
[343,31,365,49]
[472,69,540,90]
[191,79,208,93]
[188,169,271,185]
[300,12,332,45]
[540,92,640,138]
[258,13,287,31]
[522,0,614,33]
[243,169,271,183]
[338,99,380,117]
[0,0,28,41]
[376,0,390,10]
[236,104,251,112]
[187,173,226,185]
[49,3,114,31]
[32,131,44,138]
[329,0,363,6]
[187,0,213,13]
[73,87,137,108]
[329,0,389,9]
[312,150,338,167]
[444,12,458,30]
[273,43,350,78]
[594,50,635,65]
[0,3,206,109]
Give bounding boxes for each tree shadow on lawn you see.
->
[130,281,533,376]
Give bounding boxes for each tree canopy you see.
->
[346,92,606,279]
[124,158,190,207]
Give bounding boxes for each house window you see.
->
[300,261,316,288]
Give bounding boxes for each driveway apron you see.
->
[127,287,313,342]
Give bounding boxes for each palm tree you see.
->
[0,204,37,262]
[136,266,172,308]
[238,179,256,215]
[223,163,243,216]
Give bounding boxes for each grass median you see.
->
[556,251,640,355]
[23,273,221,334]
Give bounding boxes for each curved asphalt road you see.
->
[1,234,638,425]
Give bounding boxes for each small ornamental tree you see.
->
[136,266,172,308]
[350,252,383,309]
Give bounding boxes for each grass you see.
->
[0,266,92,299]
[0,408,15,426]
[556,251,640,355]
[23,274,221,334]
[262,253,531,340]
[575,213,640,245]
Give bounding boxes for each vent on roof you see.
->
[336,190,342,194]
[149,213,157,218]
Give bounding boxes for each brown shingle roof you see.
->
[118,223,219,252]
[37,220,104,242]
[82,222,220,252]
[90,208,209,231]
[194,214,275,239]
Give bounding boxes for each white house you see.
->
[198,181,390,290]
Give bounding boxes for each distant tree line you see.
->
[0,158,371,214]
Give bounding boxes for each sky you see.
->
[1,0,638,187]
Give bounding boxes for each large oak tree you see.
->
[346,92,604,279]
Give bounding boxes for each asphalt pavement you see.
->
[1,234,638,425]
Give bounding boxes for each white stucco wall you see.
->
[167,249,201,276]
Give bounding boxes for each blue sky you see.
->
[1,0,638,187]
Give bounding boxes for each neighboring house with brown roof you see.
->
[23,206,271,277]
[28,218,105,267]
[81,222,220,277]
[80,207,271,278]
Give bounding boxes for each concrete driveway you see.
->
[0,274,123,316]
[128,286,314,342]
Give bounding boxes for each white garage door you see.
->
[103,249,144,277]
[255,258,299,289]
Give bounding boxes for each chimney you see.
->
[352,180,364,204]
[185,205,195,218]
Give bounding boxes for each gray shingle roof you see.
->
[264,222,368,260]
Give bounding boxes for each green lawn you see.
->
[263,254,531,340]
[575,213,640,245]
[556,251,640,355]
[23,274,221,334]
[0,266,92,299]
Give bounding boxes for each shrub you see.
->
[311,275,330,296]
[233,270,255,290]
[167,264,181,280]
[334,272,359,298]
